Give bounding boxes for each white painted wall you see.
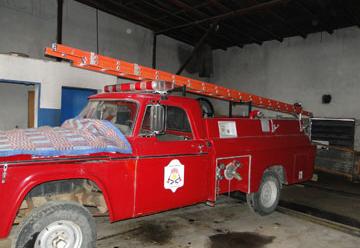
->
[0,83,34,130]
[0,55,117,110]
[212,26,360,119]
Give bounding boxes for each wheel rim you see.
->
[260,180,278,208]
[35,220,83,248]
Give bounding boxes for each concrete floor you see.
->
[280,172,360,222]
[281,184,360,221]
[1,197,359,248]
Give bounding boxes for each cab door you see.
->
[134,105,211,216]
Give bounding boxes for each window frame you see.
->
[139,103,195,141]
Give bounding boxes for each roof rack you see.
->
[45,43,312,117]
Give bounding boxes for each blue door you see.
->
[60,87,98,124]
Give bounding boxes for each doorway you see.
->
[0,82,36,130]
[60,87,98,124]
[28,90,35,128]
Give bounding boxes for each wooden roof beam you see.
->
[155,2,210,22]
[75,0,163,29]
[210,0,283,42]
[205,0,264,46]
[163,0,264,45]
[251,0,307,39]
[140,0,239,49]
[155,0,288,34]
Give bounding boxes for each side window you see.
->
[166,106,191,133]
[140,105,193,141]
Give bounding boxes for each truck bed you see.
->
[204,117,315,196]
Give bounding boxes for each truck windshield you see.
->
[79,100,138,136]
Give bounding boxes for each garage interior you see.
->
[1,0,360,247]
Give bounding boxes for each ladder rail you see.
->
[45,43,312,117]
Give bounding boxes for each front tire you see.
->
[246,171,281,215]
[12,201,96,248]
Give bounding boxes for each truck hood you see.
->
[0,118,132,158]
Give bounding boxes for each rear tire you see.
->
[246,171,281,216]
[12,201,96,248]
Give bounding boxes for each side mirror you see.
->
[150,104,165,134]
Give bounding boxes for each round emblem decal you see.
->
[164,159,184,193]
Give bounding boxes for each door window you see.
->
[141,105,193,141]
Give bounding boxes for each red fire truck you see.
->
[0,45,315,248]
